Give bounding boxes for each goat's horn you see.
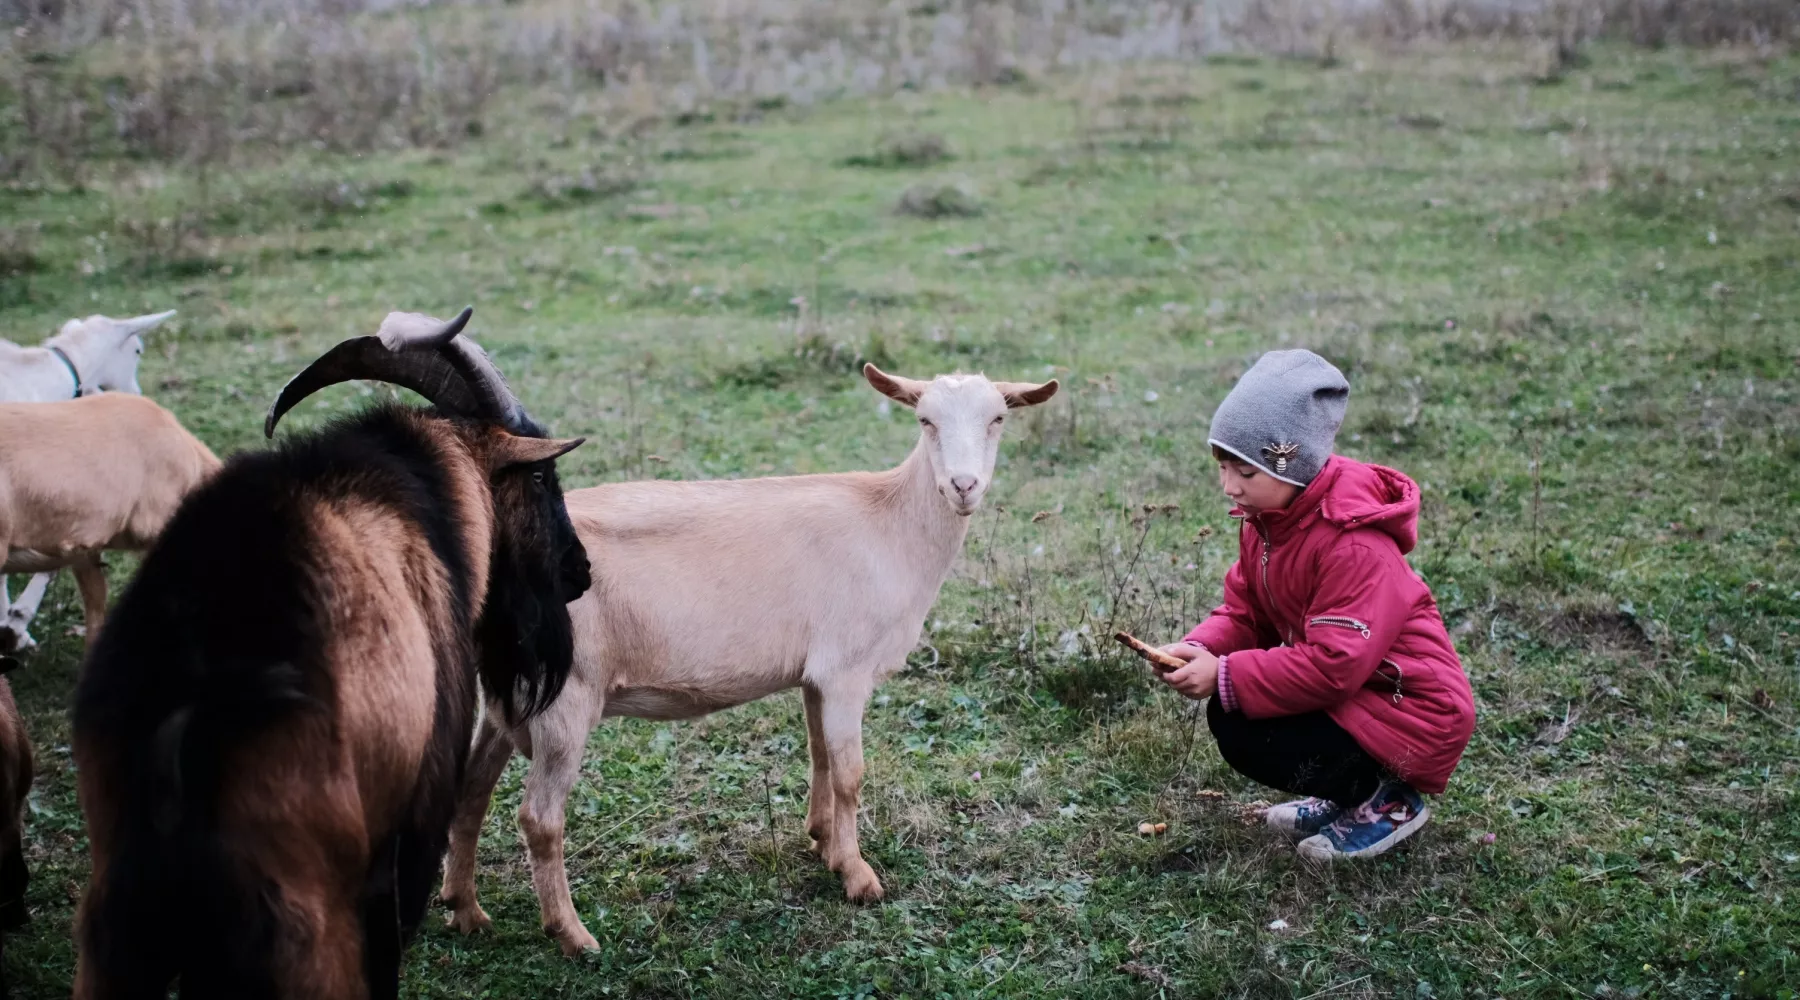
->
[373,308,533,431]
[372,307,472,351]
[265,307,535,438]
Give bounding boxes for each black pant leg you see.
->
[1205,696,1386,807]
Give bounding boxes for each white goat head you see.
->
[48,310,177,394]
[863,363,1059,516]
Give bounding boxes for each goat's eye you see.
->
[991,416,1004,427]
[919,418,934,429]
[532,470,546,486]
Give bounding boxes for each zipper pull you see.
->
[1306,616,1372,640]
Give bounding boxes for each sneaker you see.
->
[1264,797,1345,839]
[1296,780,1431,861]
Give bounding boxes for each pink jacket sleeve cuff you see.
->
[1215,655,1238,713]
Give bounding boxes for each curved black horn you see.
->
[264,307,534,438]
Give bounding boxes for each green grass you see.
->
[3,41,1798,999]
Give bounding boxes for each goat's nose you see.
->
[951,474,978,496]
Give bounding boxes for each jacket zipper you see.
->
[1308,616,1372,639]
[1376,659,1404,704]
[1255,519,1291,645]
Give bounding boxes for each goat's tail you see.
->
[77,658,318,998]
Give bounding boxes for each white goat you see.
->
[0,310,176,402]
[0,394,220,653]
[1,310,176,649]
[441,363,1058,955]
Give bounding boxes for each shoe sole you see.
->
[1296,805,1432,862]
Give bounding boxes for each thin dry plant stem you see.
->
[1153,700,1206,820]
[1530,438,1544,563]
[763,767,780,876]
[1295,975,1372,1000]
[1484,918,1596,998]
[1105,510,1157,634]
[566,803,656,879]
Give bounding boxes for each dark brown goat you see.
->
[0,657,32,1000]
[71,308,590,1000]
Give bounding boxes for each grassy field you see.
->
[2,38,1798,999]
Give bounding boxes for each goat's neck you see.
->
[877,436,972,571]
[43,330,92,370]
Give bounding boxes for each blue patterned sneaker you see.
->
[1296,781,1431,861]
[1264,797,1345,839]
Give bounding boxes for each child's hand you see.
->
[1155,641,1206,665]
[1158,649,1219,700]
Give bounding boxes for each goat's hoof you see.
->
[840,861,885,904]
[444,902,492,935]
[547,923,600,957]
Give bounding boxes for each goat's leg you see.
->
[11,574,49,635]
[0,824,25,1000]
[360,835,405,1000]
[360,820,450,1000]
[0,574,50,653]
[517,697,600,956]
[70,556,108,645]
[441,710,516,934]
[0,575,17,654]
[0,825,27,932]
[818,686,883,903]
[801,684,836,854]
[280,886,371,1000]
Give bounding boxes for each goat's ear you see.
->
[994,379,1059,409]
[863,363,928,408]
[117,310,177,342]
[490,434,585,471]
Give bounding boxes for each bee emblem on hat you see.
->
[1263,441,1300,475]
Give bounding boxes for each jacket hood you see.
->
[1248,455,1420,554]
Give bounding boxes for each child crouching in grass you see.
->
[1156,349,1475,860]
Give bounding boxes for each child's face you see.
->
[1217,458,1303,513]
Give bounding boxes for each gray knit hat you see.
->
[1207,349,1349,487]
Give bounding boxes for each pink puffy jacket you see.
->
[1183,455,1476,794]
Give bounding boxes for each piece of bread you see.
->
[1114,631,1186,672]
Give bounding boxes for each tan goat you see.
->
[0,394,220,648]
[1,309,178,651]
[442,364,1057,956]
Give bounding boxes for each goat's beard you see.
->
[475,551,577,724]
